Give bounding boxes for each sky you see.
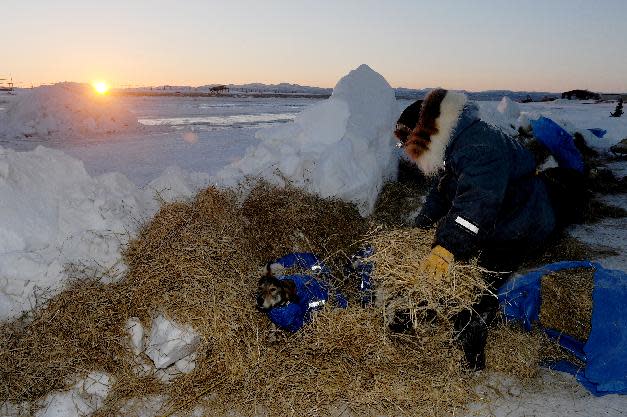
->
[3,0,627,92]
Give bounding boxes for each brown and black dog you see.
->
[256,264,299,311]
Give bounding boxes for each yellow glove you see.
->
[420,245,454,282]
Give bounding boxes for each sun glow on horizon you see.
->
[93,81,109,95]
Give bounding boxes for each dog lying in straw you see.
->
[256,253,347,333]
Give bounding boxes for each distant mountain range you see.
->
[121,83,561,101]
[393,88,559,102]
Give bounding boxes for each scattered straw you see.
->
[240,180,368,277]
[3,173,609,416]
[540,267,595,341]
[0,184,478,417]
[485,324,544,380]
[486,322,586,381]
[369,228,488,325]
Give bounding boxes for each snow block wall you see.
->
[0,143,211,321]
[0,83,140,139]
[0,145,155,319]
[216,64,399,216]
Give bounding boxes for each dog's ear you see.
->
[282,279,298,302]
[263,262,274,278]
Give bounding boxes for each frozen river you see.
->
[0,95,325,186]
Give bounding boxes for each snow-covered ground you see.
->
[1,76,626,416]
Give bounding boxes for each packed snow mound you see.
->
[216,64,399,216]
[0,145,206,321]
[477,97,521,135]
[0,83,141,139]
[497,96,521,121]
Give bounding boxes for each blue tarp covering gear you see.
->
[588,128,607,138]
[529,116,584,173]
[498,261,627,396]
[265,253,347,333]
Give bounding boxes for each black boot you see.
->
[453,294,500,371]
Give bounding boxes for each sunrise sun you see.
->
[93,81,109,94]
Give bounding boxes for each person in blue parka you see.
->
[394,88,562,369]
[397,89,559,270]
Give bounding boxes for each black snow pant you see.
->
[452,167,589,370]
[453,243,545,370]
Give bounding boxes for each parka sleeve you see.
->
[418,176,452,226]
[434,143,510,259]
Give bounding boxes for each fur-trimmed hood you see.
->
[404,89,477,175]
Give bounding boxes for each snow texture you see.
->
[0,83,141,139]
[466,370,627,417]
[145,314,200,369]
[126,317,145,356]
[34,372,113,417]
[0,145,204,321]
[216,65,399,216]
[497,96,521,121]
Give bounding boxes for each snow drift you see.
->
[216,64,399,216]
[479,97,626,153]
[0,145,206,321]
[0,83,141,139]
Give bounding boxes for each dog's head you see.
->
[256,264,298,311]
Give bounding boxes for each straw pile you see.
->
[6,177,597,416]
[371,159,431,228]
[240,180,368,277]
[0,279,131,407]
[369,228,489,325]
[371,182,426,227]
[0,183,484,417]
[486,322,585,381]
[540,267,595,341]
[485,324,544,379]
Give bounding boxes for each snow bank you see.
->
[479,98,627,153]
[216,64,399,216]
[0,83,141,139]
[0,146,205,321]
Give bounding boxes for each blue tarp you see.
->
[588,128,607,138]
[530,117,584,173]
[499,261,627,396]
[265,253,347,333]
